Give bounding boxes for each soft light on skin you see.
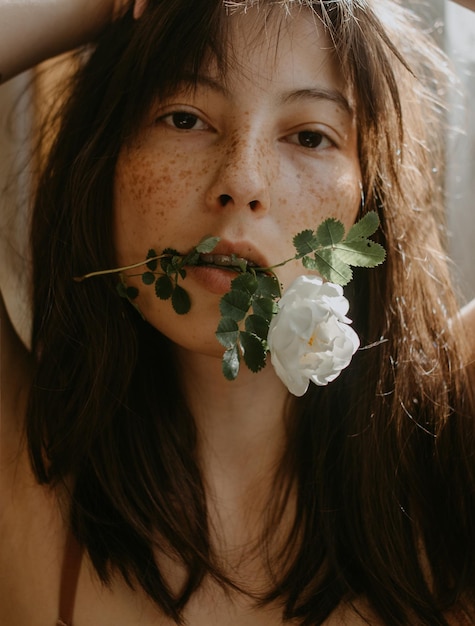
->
[113,7,362,361]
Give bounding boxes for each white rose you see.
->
[267,275,360,396]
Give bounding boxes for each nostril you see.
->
[219,194,232,207]
[249,200,259,211]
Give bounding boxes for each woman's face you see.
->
[114,9,361,358]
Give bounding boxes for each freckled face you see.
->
[113,9,361,357]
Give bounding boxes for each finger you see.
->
[133,0,148,19]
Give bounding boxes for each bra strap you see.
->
[57,527,83,626]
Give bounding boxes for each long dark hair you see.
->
[27,1,475,623]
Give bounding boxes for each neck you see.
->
[174,347,291,495]
[174,347,297,565]
[176,347,289,459]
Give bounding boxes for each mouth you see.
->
[192,239,270,274]
[197,252,259,273]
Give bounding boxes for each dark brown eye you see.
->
[171,112,199,129]
[297,131,325,148]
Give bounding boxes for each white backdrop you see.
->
[446,1,475,301]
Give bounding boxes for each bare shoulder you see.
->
[0,288,34,532]
[0,293,66,626]
[0,290,32,450]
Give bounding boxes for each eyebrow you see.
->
[180,74,352,115]
[279,88,353,115]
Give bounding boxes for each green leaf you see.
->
[332,240,386,268]
[240,331,267,373]
[252,296,277,323]
[345,211,380,241]
[255,274,281,299]
[142,271,155,285]
[168,256,183,275]
[219,290,252,322]
[195,236,220,254]
[216,317,240,349]
[315,218,345,247]
[182,250,200,266]
[126,286,139,300]
[160,248,179,273]
[312,249,353,285]
[155,275,173,300]
[171,285,191,314]
[302,256,320,271]
[293,229,319,257]
[146,249,158,272]
[245,314,269,341]
[222,345,240,380]
[230,272,258,295]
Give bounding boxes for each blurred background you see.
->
[0,0,474,347]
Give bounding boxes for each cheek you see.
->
[113,149,202,263]
[274,164,362,288]
[276,166,362,234]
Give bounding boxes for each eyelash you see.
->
[284,130,334,151]
[157,111,210,131]
[157,110,335,151]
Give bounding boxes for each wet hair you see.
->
[27,0,475,624]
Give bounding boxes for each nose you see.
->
[205,131,272,213]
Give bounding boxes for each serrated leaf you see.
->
[345,211,380,242]
[219,290,251,322]
[142,271,155,285]
[245,314,269,341]
[255,274,281,299]
[171,285,191,314]
[170,256,183,271]
[216,317,239,349]
[146,249,158,271]
[230,272,258,295]
[293,229,319,257]
[160,249,180,274]
[195,236,220,253]
[252,296,277,322]
[229,255,248,273]
[182,250,200,266]
[313,249,353,285]
[240,331,267,373]
[126,286,139,299]
[315,218,345,247]
[333,241,386,268]
[222,345,240,380]
[155,275,173,300]
[162,247,180,256]
[302,256,319,271]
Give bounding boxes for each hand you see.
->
[132,0,147,19]
[0,0,145,83]
[113,0,146,20]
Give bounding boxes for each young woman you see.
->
[1,1,475,624]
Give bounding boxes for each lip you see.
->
[185,239,271,295]
[197,239,271,270]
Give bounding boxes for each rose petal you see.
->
[268,275,359,396]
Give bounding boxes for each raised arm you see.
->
[0,0,138,83]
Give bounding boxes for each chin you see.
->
[139,297,223,355]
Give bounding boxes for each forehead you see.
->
[204,6,347,99]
